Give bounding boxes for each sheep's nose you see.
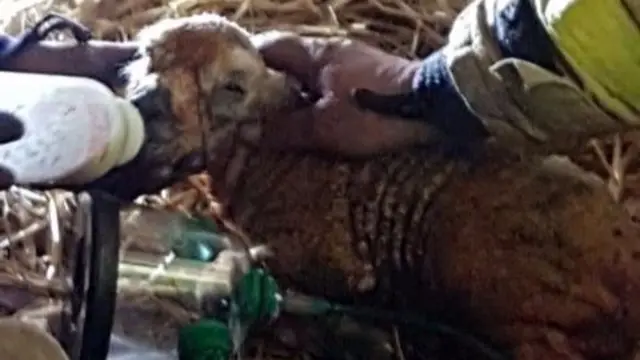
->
[129,83,173,121]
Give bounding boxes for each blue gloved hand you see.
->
[254,32,434,157]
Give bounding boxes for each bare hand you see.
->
[254,32,433,157]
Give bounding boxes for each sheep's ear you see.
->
[136,18,223,73]
[148,28,222,73]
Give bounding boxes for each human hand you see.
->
[253,32,433,157]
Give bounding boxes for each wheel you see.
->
[59,191,120,360]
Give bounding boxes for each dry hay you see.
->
[1,0,640,358]
[0,0,468,57]
[0,317,70,360]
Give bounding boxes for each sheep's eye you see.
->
[224,82,245,95]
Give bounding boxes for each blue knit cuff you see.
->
[412,49,488,140]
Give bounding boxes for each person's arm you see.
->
[356,0,558,143]
[0,14,91,70]
[416,0,557,137]
[0,14,137,88]
[359,0,640,155]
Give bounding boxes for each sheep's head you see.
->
[89,14,302,199]
[126,13,302,154]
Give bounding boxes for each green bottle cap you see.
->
[178,320,232,360]
[228,269,282,352]
[232,269,281,323]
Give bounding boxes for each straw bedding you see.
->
[1,0,640,359]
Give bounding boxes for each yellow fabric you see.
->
[534,0,640,123]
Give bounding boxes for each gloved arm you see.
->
[0,14,136,88]
[355,0,557,143]
[357,0,640,155]
[354,48,488,142]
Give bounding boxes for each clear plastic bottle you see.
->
[120,206,229,261]
[114,206,239,351]
[0,71,145,186]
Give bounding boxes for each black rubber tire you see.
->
[75,191,121,360]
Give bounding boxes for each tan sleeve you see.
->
[440,0,625,156]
